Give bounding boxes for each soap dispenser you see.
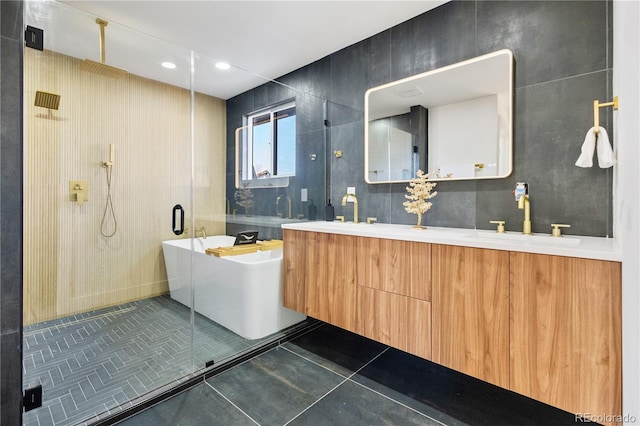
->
[325,199,335,221]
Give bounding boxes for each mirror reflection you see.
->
[365,49,514,183]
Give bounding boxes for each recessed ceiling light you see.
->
[216,62,231,70]
[161,61,176,69]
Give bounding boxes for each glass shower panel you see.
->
[225,79,329,239]
[190,55,309,368]
[22,2,197,424]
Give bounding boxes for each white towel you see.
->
[575,127,597,167]
[596,127,616,168]
[575,126,616,168]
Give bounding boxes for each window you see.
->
[240,101,296,186]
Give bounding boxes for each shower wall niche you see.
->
[23,47,226,325]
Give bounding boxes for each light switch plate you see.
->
[347,186,356,195]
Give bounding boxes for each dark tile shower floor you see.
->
[119,323,582,426]
[22,295,277,426]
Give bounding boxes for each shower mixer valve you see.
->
[69,180,88,205]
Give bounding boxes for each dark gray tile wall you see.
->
[227,0,613,238]
[1,1,24,424]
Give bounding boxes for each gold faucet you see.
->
[276,195,291,219]
[514,182,531,234]
[517,195,531,235]
[195,226,207,239]
[341,193,358,223]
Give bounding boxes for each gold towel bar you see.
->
[593,96,618,134]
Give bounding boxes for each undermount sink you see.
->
[466,231,581,246]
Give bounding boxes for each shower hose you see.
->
[100,165,117,237]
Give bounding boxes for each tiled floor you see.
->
[119,323,580,426]
[23,296,279,426]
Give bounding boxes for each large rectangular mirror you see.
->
[364,49,513,183]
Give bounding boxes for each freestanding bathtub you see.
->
[161,236,306,340]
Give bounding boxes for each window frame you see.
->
[237,100,296,188]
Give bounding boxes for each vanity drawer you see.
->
[355,237,431,301]
[357,286,431,360]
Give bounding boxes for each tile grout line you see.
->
[23,306,138,337]
[278,346,351,379]
[202,345,280,387]
[519,68,610,90]
[346,377,447,426]
[24,296,270,425]
[282,347,391,426]
[204,381,261,426]
[282,345,445,425]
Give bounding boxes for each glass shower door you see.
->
[22,2,202,423]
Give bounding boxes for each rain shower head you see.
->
[80,18,127,79]
[79,59,127,79]
[34,91,60,110]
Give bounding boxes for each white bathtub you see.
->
[161,236,306,340]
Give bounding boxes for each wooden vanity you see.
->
[282,224,621,425]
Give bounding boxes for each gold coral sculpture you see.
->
[403,169,438,229]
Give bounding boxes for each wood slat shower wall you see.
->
[23,48,226,325]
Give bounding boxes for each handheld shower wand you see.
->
[103,143,114,168]
[101,144,117,237]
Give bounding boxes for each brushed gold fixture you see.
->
[336,215,345,222]
[34,91,60,110]
[79,18,128,79]
[69,180,88,205]
[195,226,207,239]
[550,223,570,237]
[276,195,291,219]
[518,195,531,234]
[341,193,358,223]
[593,96,618,135]
[490,220,506,233]
[366,217,378,225]
[334,150,343,158]
[474,163,485,169]
[102,143,114,168]
[514,182,531,234]
[100,144,117,237]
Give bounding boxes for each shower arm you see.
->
[97,18,108,64]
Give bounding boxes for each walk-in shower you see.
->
[22,2,308,424]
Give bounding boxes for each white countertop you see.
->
[281,221,622,262]
[226,214,305,227]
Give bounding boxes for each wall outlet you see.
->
[301,188,308,202]
[347,186,356,195]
